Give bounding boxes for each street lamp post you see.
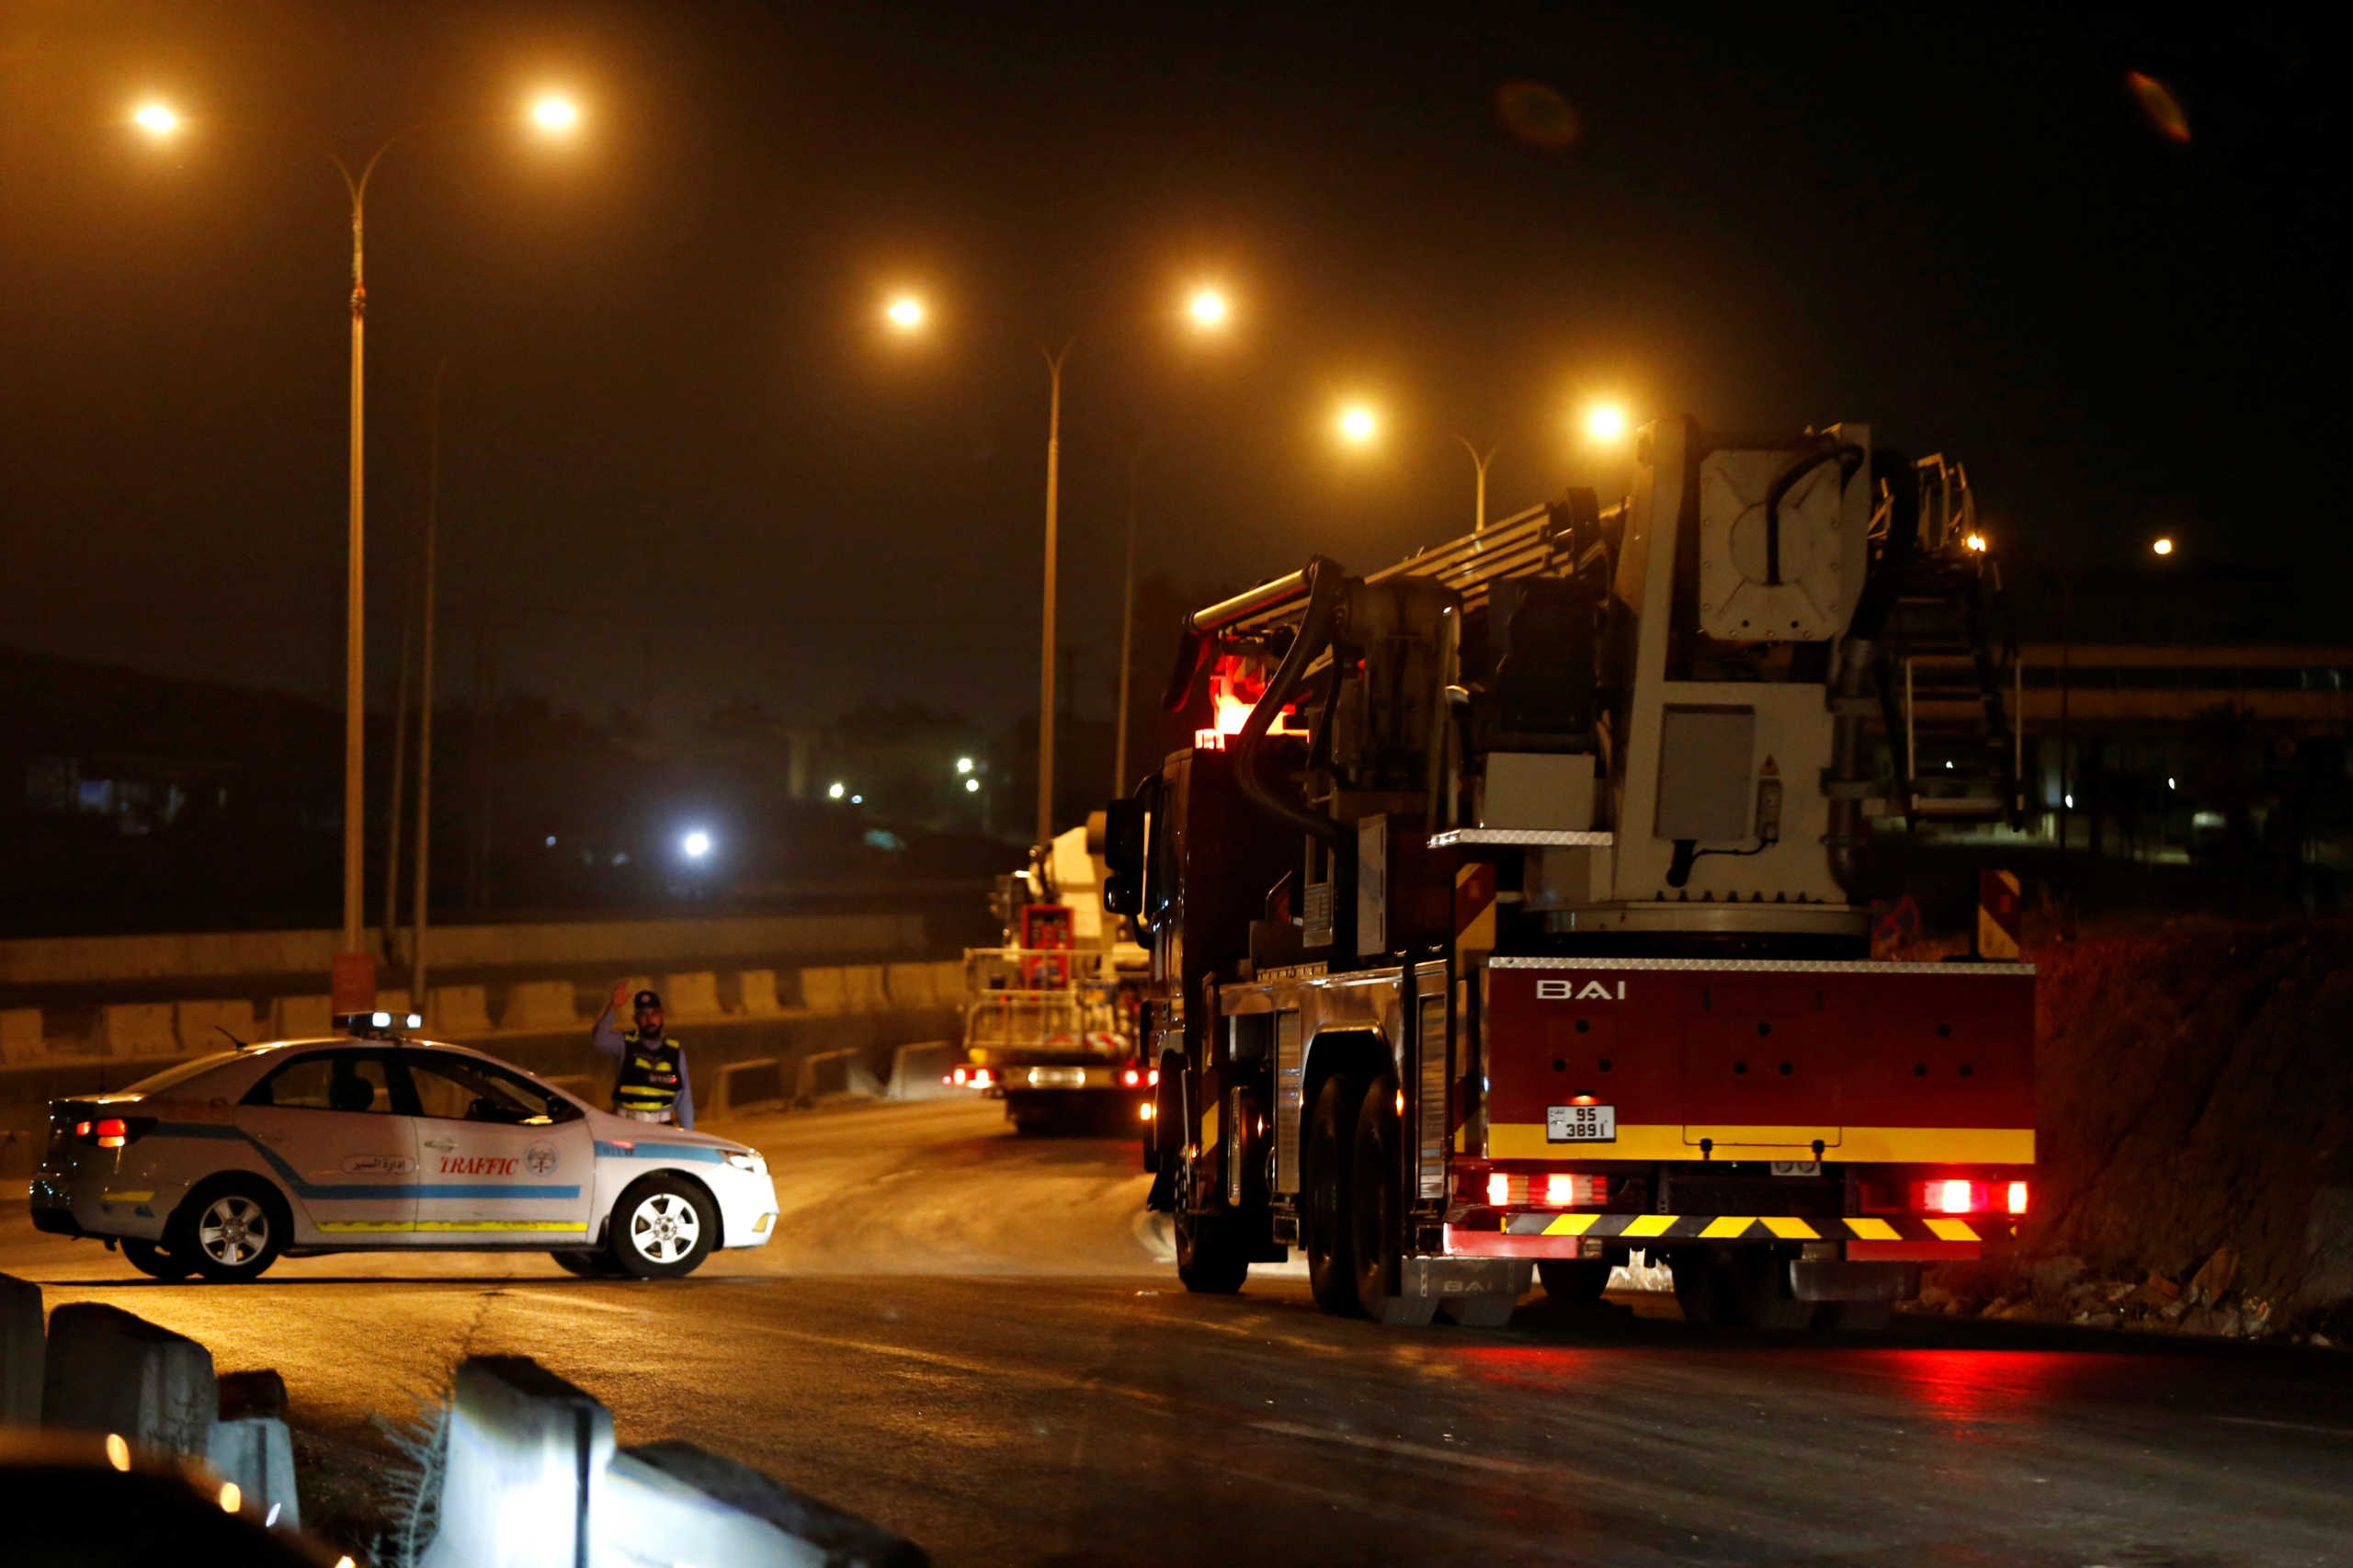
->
[1455,435,1498,533]
[136,97,577,1007]
[1037,342,1071,853]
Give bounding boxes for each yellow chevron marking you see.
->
[1620,1214,1677,1238]
[1925,1218,1980,1242]
[1542,1212,1600,1237]
[1760,1217,1821,1240]
[1700,1216,1756,1239]
[1843,1218,1902,1241]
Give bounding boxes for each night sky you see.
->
[0,3,2336,736]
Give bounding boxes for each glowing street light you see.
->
[885,294,925,330]
[130,91,586,1013]
[1586,403,1628,442]
[1188,287,1229,328]
[1337,404,1378,445]
[680,829,712,859]
[2152,536,2175,557]
[955,756,975,775]
[965,778,982,794]
[827,781,847,801]
[1964,532,1988,553]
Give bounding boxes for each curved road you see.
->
[5,1097,2347,1566]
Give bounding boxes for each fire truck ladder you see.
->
[1870,458,2024,829]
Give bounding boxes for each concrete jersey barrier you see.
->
[1,1272,41,1424]
[93,1003,177,1057]
[267,995,334,1039]
[40,1301,216,1458]
[662,971,725,1021]
[0,1008,43,1065]
[421,1355,926,1568]
[887,1042,961,1101]
[500,980,581,1032]
[736,968,782,1016]
[174,999,258,1052]
[426,984,494,1035]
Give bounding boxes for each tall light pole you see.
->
[1112,443,1145,796]
[1037,342,1071,852]
[136,96,579,1006]
[412,356,450,1002]
[1455,434,1498,533]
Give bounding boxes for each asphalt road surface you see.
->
[5,1096,2347,1567]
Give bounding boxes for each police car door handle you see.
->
[421,1137,457,1151]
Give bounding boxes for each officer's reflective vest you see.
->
[615,1032,684,1115]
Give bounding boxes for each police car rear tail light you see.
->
[72,1117,152,1149]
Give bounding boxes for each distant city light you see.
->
[529,96,580,132]
[1336,404,1377,444]
[2167,777,2177,790]
[1586,403,1628,442]
[827,781,847,801]
[132,103,180,136]
[2063,794,2075,808]
[681,829,712,859]
[544,835,557,847]
[965,778,981,793]
[886,294,925,329]
[1964,532,1987,552]
[2153,536,2175,557]
[1188,287,1229,327]
[955,756,975,774]
[850,793,863,805]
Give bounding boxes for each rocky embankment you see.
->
[1915,920,2353,1344]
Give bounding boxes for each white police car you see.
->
[28,1019,779,1281]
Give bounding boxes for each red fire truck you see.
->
[1103,419,2033,1328]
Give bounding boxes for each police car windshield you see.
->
[119,1051,243,1096]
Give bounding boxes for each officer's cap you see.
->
[632,989,664,1011]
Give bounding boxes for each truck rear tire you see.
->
[1348,1075,1434,1325]
[1175,1209,1249,1294]
[1304,1075,1362,1316]
[1537,1258,1612,1305]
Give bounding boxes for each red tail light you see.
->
[1121,1068,1141,1087]
[72,1116,149,1149]
[951,1067,969,1085]
[1916,1179,2024,1215]
[1147,1068,1160,1087]
[1473,1171,1607,1209]
[972,1068,993,1088]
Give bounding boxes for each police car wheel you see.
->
[608,1176,716,1279]
[177,1178,287,1283]
[122,1239,196,1281]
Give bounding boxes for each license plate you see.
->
[1023,1066,1087,1089]
[1545,1103,1616,1142]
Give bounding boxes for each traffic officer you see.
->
[590,981,696,1129]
